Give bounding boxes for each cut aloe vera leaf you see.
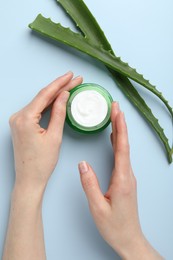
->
[29,15,173,117]
[57,0,172,163]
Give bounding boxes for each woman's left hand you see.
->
[9,71,83,190]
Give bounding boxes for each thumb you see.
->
[78,161,106,208]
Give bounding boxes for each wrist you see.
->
[117,233,163,260]
[12,181,46,208]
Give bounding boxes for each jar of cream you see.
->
[66,83,113,134]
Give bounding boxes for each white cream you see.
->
[71,90,108,127]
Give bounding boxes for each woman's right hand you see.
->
[78,102,163,259]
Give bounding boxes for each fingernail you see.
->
[112,101,120,110]
[64,71,73,76]
[78,161,89,174]
[73,75,82,80]
[61,91,70,103]
[115,101,120,110]
[116,102,120,109]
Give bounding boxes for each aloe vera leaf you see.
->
[57,0,173,116]
[57,0,173,120]
[29,14,172,162]
[57,0,172,162]
[57,0,112,51]
[29,15,173,118]
[113,73,172,163]
[111,70,172,163]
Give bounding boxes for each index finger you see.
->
[111,103,131,177]
[27,71,73,113]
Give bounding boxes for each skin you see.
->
[3,72,163,260]
[78,103,163,259]
[3,72,83,260]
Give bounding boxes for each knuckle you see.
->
[91,203,107,218]
[9,111,32,131]
[9,113,17,127]
[38,87,52,100]
[121,185,132,196]
[115,176,133,196]
[23,110,33,121]
[56,105,66,119]
[132,175,137,189]
[119,142,130,155]
[38,87,47,96]
[13,115,25,129]
[57,111,64,121]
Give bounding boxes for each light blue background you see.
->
[0,0,173,259]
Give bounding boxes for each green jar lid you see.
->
[66,83,113,134]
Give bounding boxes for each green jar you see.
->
[66,83,113,134]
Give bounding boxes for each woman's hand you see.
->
[3,72,83,260]
[78,102,163,259]
[10,71,82,191]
